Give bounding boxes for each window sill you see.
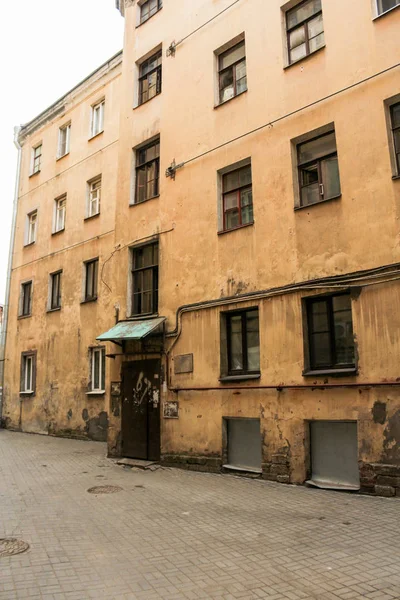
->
[294,194,341,211]
[47,307,61,313]
[126,312,159,321]
[51,228,65,236]
[284,45,326,70]
[303,368,358,378]
[392,174,400,181]
[84,212,100,222]
[29,170,40,178]
[133,94,161,110]
[24,241,36,248]
[373,4,400,20]
[218,222,254,235]
[219,374,261,383]
[20,391,35,397]
[136,7,163,27]
[81,297,98,305]
[130,195,160,207]
[214,89,248,109]
[56,152,69,161]
[86,390,105,396]
[88,131,104,142]
[17,314,31,320]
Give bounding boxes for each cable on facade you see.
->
[165,61,400,178]
[166,0,243,57]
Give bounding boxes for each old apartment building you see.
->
[2,0,400,497]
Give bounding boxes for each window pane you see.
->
[223,171,239,192]
[224,191,238,210]
[240,188,252,208]
[289,26,306,50]
[391,103,400,128]
[290,43,307,63]
[220,42,245,70]
[308,13,324,38]
[142,268,153,291]
[241,204,253,225]
[310,332,332,367]
[229,316,243,371]
[301,183,320,206]
[298,132,336,164]
[226,210,240,230]
[393,129,400,153]
[136,167,147,202]
[94,351,100,390]
[301,163,319,186]
[287,0,322,28]
[147,72,158,99]
[219,69,234,102]
[246,312,260,371]
[309,32,325,53]
[332,296,354,365]
[378,0,399,14]
[321,156,341,199]
[142,245,154,267]
[101,350,106,391]
[26,357,32,391]
[310,301,329,332]
[239,166,252,187]
[142,291,153,314]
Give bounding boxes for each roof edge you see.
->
[18,50,123,142]
[116,0,125,16]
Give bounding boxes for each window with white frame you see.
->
[376,0,400,15]
[20,352,36,394]
[140,0,162,23]
[54,195,66,233]
[91,100,105,137]
[58,123,71,158]
[31,144,42,175]
[87,176,101,217]
[26,211,37,245]
[90,347,105,392]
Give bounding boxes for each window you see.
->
[221,163,253,231]
[297,130,341,207]
[58,124,71,158]
[20,281,32,317]
[87,176,101,217]
[140,0,162,23]
[377,0,400,15]
[84,259,99,302]
[226,309,260,376]
[54,195,66,233]
[135,139,160,203]
[286,0,324,65]
[218,40,247,104]
[20,352,36,394]
[91,100,105,137]
[50,271,62,310]
[26,211,37,245]
[31,144,42,175]
[390,102,400,174]
[305,293,355,372]
[90,347,106,392]
[139,51,162,105]
[131,243,158,315]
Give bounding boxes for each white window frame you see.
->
[53,195,66,233]
[57,123,71,158]
[90,347,106,393]
[21,354,34,393]
[90,100,105,138]
[86,176,102,218]
[31,144,42,175]
[374,0,400,17]
[26,210,38,245]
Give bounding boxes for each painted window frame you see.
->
[57,123,71,159]
[390,102,400,175]
[53,194,66,233]
[31,144,42,175]
[134,138,160,204]
[131,242,159,316]
[222,308,261,378]
[84,258,99,302]
[20,281,33,317]
[284,0,325,66]
[25,210,38,245]
[89,347,106,393]
[218,160,253,233]
[20,351,37,395]
[303,292,356,375]
[49,270,62,311]
[138,51,162,105]
[217,40,247,105]
[375,0,400,16]
[87,175,102,218]
[90,99,105,138]
[139,0,162,24]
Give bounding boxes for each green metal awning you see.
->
[96,317,166,342]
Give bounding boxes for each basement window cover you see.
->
[96,317,165,342]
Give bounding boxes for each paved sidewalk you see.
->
[0,430,399,600]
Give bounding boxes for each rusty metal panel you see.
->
[174,354,193,374]
[226,418,262,472]
[308,421,359,490]
[97,317,165,342]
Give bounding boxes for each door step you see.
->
[116,458,159,470]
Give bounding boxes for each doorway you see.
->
[121,360,161,461]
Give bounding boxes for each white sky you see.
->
[0,0,124,304]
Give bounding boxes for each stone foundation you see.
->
[160,454,222,473]
[360,462,400,497]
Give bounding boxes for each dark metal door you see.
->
[122,360,161,461]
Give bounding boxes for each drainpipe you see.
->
[0,126,22,424]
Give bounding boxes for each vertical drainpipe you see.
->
[0,126,22,424]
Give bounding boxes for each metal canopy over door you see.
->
[225,418,262,473]
[308,421,360,490]
[121,360,161,461]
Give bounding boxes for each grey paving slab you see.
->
[0,430,399,600]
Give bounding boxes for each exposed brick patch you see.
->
[360,462,400,497]
[161,454,221,473]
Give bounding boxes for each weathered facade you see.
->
[3,0,400,496]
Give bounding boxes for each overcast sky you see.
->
[0,0,124,305]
